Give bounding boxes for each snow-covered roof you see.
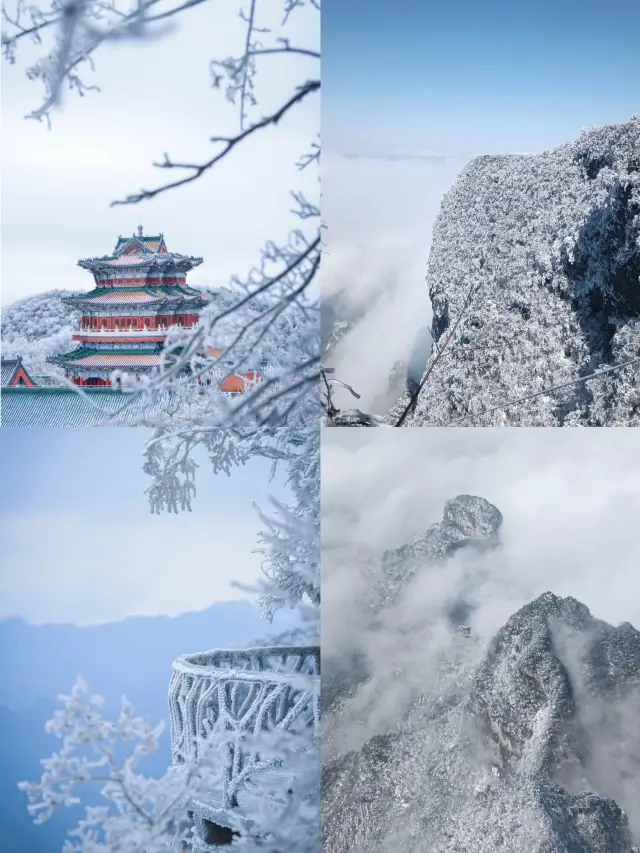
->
[0,387,176,426]
[64,286,207,309]
[1,356,36,387]
[1,358,21,385]
[78,231,203,273]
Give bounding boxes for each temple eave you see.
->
[63,298,207,311]
[72,335,168,343]
[77,257,203,272]
[56,364,158,373]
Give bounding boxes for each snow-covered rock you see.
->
[323,500,640,853]
[388,117,640,426]
[372,494,503,612]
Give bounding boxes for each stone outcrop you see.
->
[388,118,640,427]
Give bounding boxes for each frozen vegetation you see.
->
[20,427,320,853]
[1,290,81,378]
[322,496,640,853]
[387,117,640,426]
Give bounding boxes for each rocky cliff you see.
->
[387,118,640,427]
[322,500,640,853]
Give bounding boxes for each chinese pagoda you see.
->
[50,228,254,390]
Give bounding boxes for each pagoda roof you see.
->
[73,333,167,344]
[63,285,208,308]
[114,233,166,253]
[49,348,164,369]
[47,346,261,388]
[1,356,37,387]
[78,230,203,272]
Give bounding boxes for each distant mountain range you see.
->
[0,599,298,853]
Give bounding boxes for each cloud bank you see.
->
[322,428,640,751]
[322,151,466,413]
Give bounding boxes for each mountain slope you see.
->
[1,290,81,376]
[322,499,640,853]
[0,600,293,712]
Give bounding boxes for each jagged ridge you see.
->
[323,498,640,853]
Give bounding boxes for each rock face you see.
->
[322,495,502,713]
[372,494,503,612]
[322,503,640,853]
[324,409,387,427]
[387,117,640,427]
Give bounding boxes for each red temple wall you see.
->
[95,276,187,287]
[81,314,199,330]
[72,376,111,387]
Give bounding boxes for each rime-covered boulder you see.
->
[324,409,387,427]
[387,117,640,427]
[468,593,640,837]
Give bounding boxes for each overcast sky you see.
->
[321,0,640,412]
[1,0,318,307]
[323,428,640,664]
[0,428,289,625]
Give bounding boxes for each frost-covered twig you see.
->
[21,675,319,853]
[22,425,321,852]
[395,271,480,426]
[144,425,320,622]
[112,79,319,206]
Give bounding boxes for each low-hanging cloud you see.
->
[338,151,454,163]
[322,428,640,756]
[322,151,466,413]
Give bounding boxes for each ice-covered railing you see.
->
[169,645,320,850]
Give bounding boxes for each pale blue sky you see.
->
[0,429,289,624]
[323,0,640,157]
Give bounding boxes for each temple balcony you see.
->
[169,645,320,851]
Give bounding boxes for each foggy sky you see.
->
[323,428,640,660]
[0,428,289,625]
[1,0,318,306]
